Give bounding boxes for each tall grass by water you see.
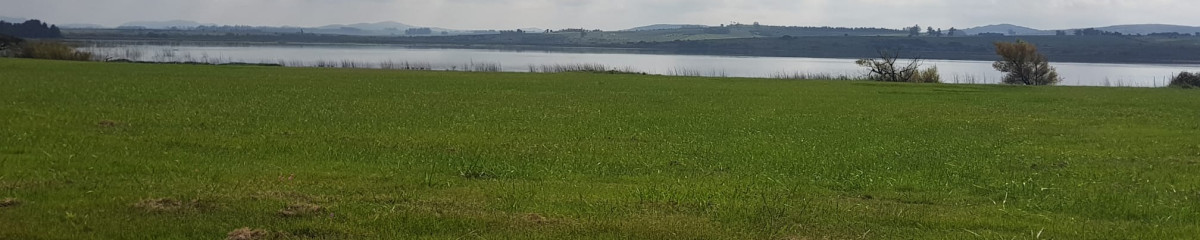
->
[528,63,642,74]
[767,71,865,80]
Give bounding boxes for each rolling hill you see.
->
[623,24,708,31]
[119,20,209,29]
[960,24,1051,35]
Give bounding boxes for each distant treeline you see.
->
[0,20,63,38]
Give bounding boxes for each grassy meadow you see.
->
[0,58,1198,239]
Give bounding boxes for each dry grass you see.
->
[278,203,324,217]
[132,198,213,213]
[226,227,271,240]
[523,213,550,224]
[0,198,20,208]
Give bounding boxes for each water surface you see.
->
[82,42,1198,87]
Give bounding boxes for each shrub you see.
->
[910,66,941,83]
[1170,72,1200,88]
[993,40,1061,85]
[17,41,93,61]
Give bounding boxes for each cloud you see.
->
[0,0,1194,30]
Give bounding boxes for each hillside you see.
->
[961,24,1051,35]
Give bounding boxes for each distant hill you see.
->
[960,23,1200,36]
[1092,24,1200,35]
[624,24,708,31]
[120,20,207,29]
[310,21,524,36]
[319,21,416,31]
[961,24,1051,36]
[59,23,106,29]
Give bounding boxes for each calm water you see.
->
[82,43,1199,87]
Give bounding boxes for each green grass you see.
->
[1,58,1198,239]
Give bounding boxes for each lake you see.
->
[80,42,1198,87]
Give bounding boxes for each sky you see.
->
[0,0,1196,30]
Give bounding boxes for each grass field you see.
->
[1,58,1198,239]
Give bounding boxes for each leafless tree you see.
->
[856,49,923,82]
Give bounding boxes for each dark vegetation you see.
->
[0,20,63,38]
[993,40,1061,85]
[1074,28,1125,36]
[5,41,92,61]
[855,49,940,83]
[0,19,91,61]
[0,33,22,51]
[1170,72,1200,88]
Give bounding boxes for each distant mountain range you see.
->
[961,23,1200,36]
[624,24,709,31]
[119,20,210,29]
[960,24,1047,35]
[318,21,415,31]
[58,23,106,29]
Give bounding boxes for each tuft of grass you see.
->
[0,198,19,208]
[226,227,272,240]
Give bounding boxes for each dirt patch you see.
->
[254,191,324,203]
[226,227,271,240]
[278,203,324,217]
[133,198,214,213]
[0,198,20,208]
[524,213,549,224]
[97,120,121,128]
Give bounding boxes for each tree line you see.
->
[0,20,63,38]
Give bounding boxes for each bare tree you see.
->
[993,40,1061,85]
[856,49,922,82]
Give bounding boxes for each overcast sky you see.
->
[1,0,1196,30]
